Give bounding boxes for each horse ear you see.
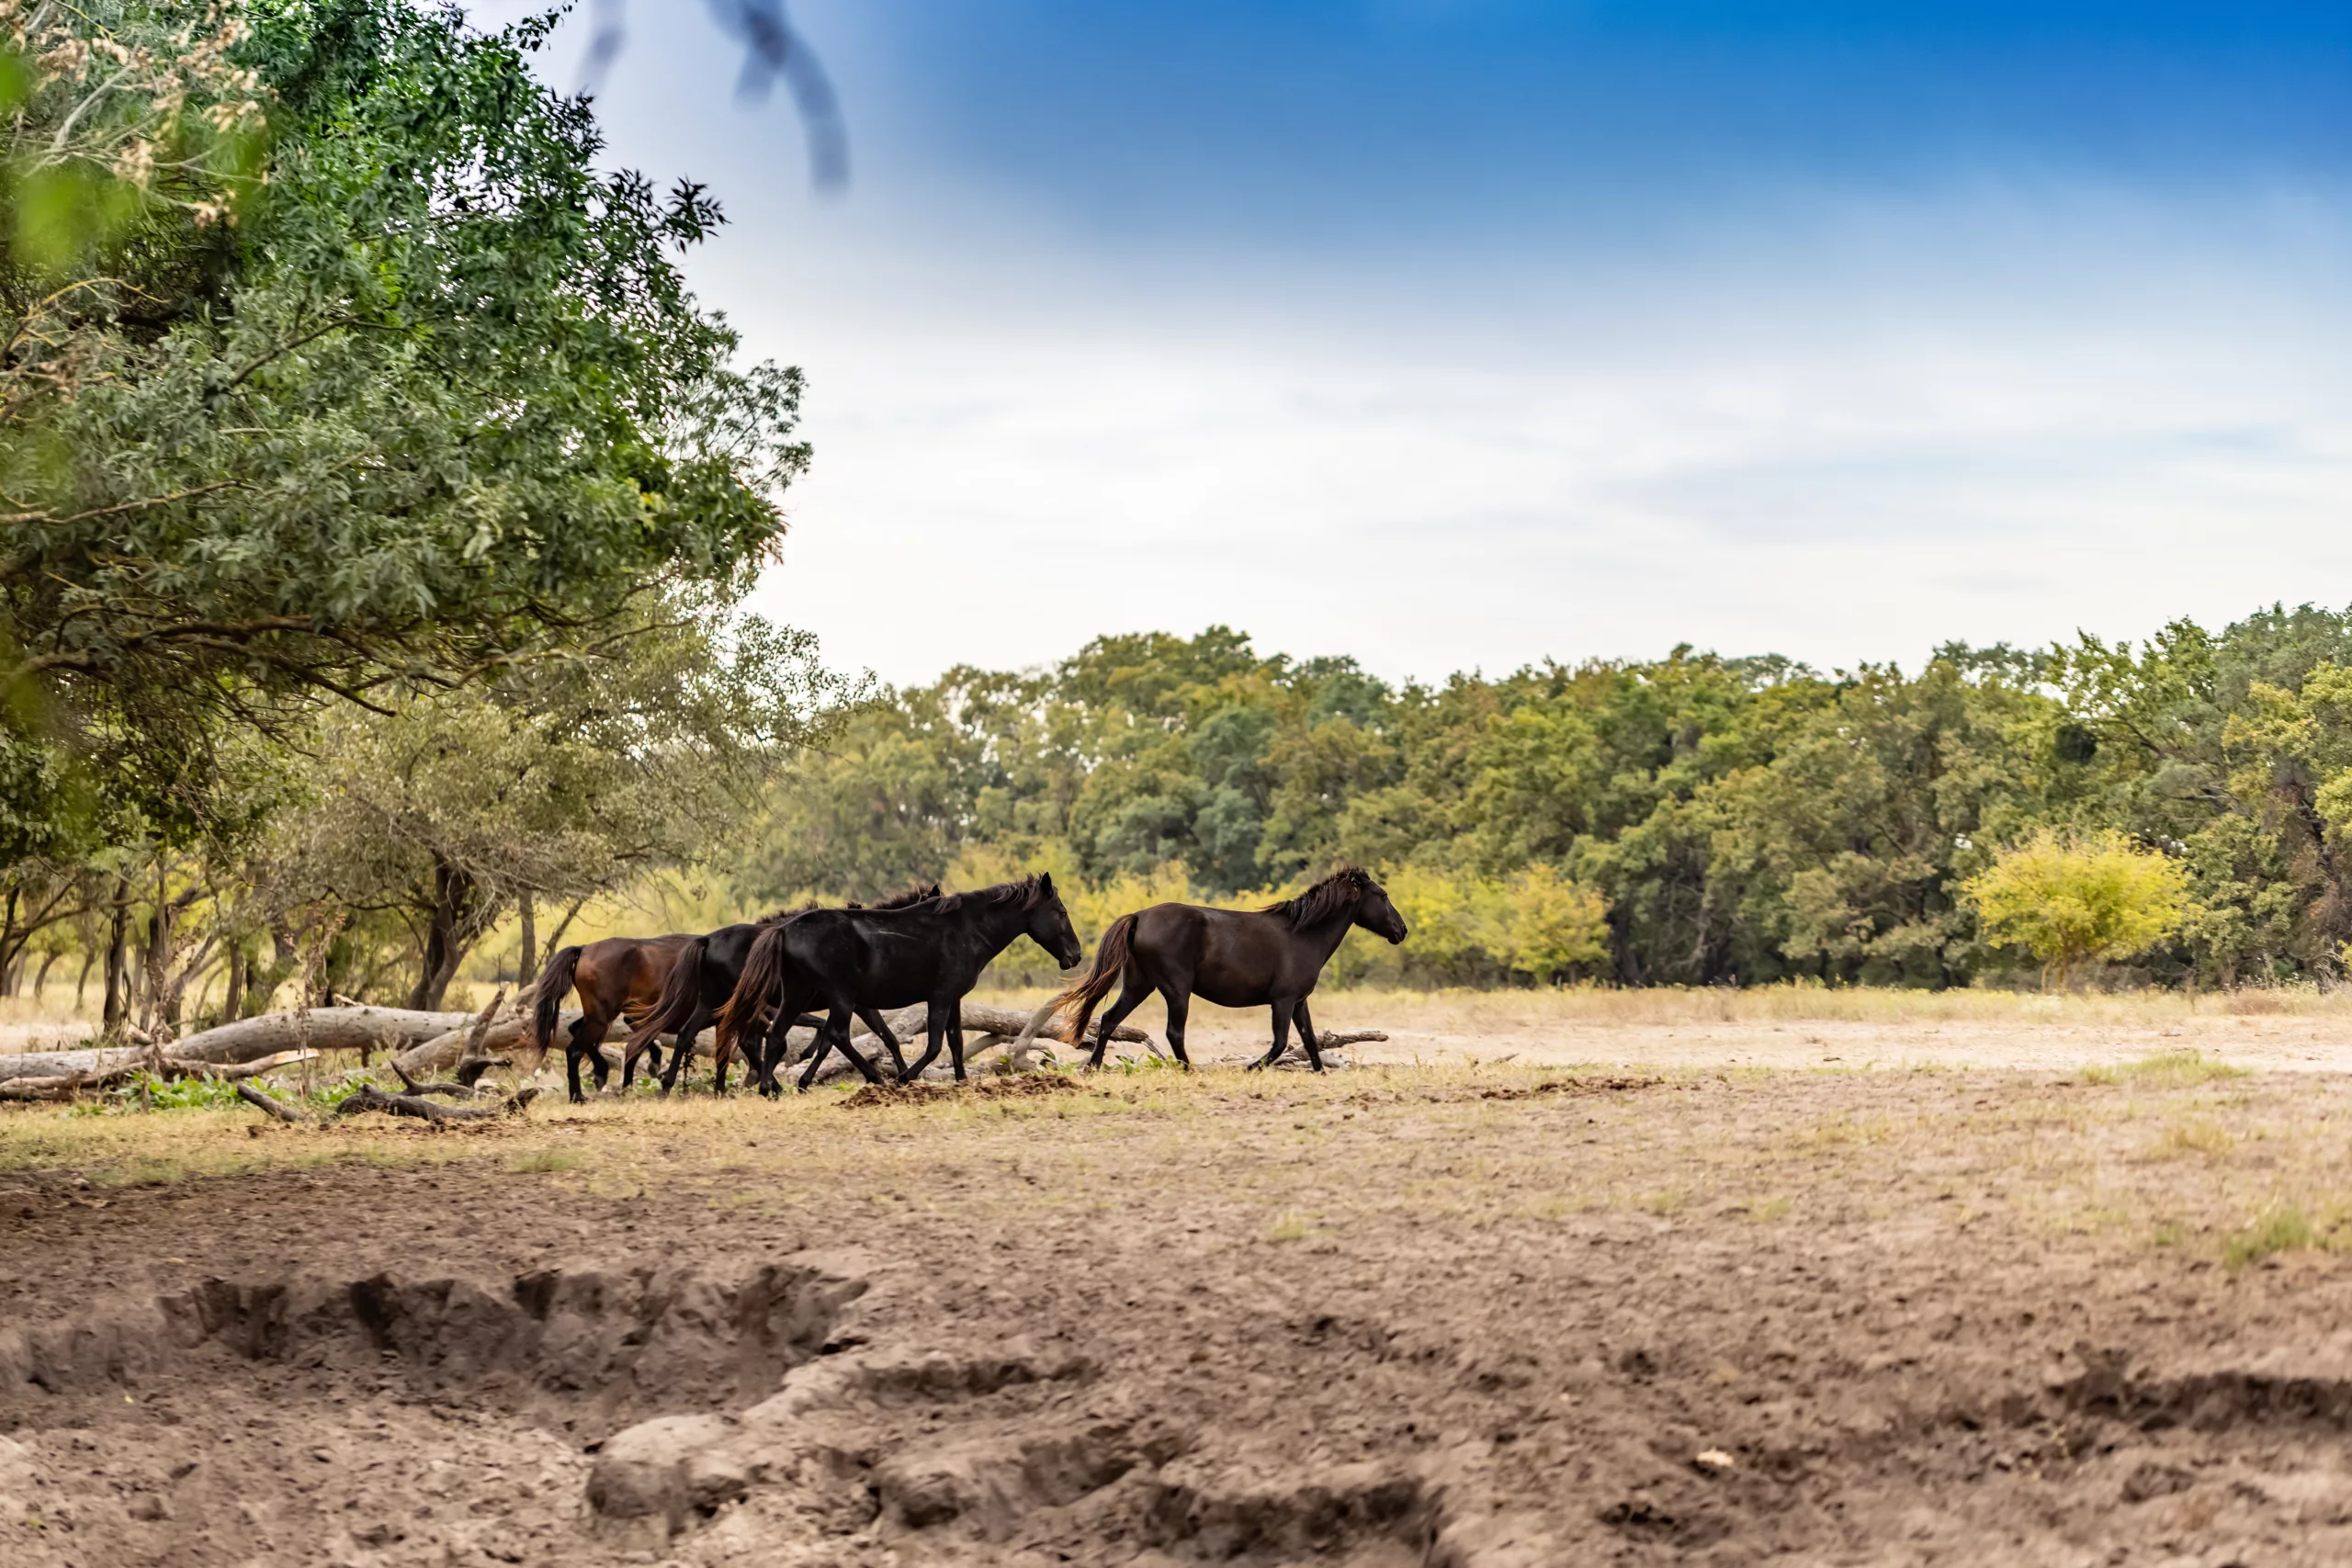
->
[1038,873,1056,896]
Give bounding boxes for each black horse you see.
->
[1055,866,1408,1072]
[617,884,940,1100]
[718,874,1083,1094]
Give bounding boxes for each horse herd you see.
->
[529,867,1413,1103]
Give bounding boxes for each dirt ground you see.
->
[6,1016,2352,1565]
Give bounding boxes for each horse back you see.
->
[1142,903,1312,1007]
[575,933,695,1015]
[781,906,955,1010]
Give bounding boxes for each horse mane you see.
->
[871,881,944,910]
[754,882,941,925]
[933,874,1047,914]
[1261,867,1368,930]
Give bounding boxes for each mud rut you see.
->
[6,1072,2352,1565]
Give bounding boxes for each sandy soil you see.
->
[7,1040,2352,1566]
[976,987,2352,1077]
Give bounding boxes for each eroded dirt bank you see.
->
[6,1064,2352,1565]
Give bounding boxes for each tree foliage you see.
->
[0,0,805,845]
[738,605,2352,991]
[0,4,842,1026]
[1960,831,2191,989]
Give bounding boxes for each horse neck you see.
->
[932,897,1035,983]
[1291,899,1363,964]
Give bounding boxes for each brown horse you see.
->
[1054,867,1408,1072]
[534,933,698,1106]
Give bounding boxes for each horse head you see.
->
[1024,873,1086,970]
[1347,868,1409,945]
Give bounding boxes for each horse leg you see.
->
[787,1006,830,1092]
[1250,998,1296,1070]
[711,1010,739,1098]
[661,1004,711,1096]
[831,1006,887,1086]
[1159,987,1193,1069]
[1294,996,1327,1073]
[566,1012,610,1102]
[619,1021,660,1090]
[800,1006,880,1090]
[947,999,969,1082]
[758,1003,802,1097]
[902,1006,946,1083]
[1087,976,1154,1069]
[858,1007,910,1079]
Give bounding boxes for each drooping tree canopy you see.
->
[0,0,807,852]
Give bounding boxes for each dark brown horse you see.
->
[1055,867,1408,1072]
[623,884,943,1098]
[534,933,699,1106]
[720,874,1083,1094]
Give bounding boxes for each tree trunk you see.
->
[101,873,130,1031]
[409,860,487,1011]
[254,921,299,1015]
[34,947,58,1000]
[163,943,217,1032]
[74,950,94,1012]
[223,942,248,1022]
[540,897,587,966]
[516,892,537,990]
[0,885,22,998]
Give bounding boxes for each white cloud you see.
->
[465,2,2352,686]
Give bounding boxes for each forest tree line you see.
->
[745,608,2352,993]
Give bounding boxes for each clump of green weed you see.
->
[2143,1119,2235,1161]
[2224,1202,2316,1271]
[2086,1050,2249,1089]
[1267,1213,1309,1242]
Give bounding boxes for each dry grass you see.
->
[977,981,2352,1034]
[0,996,98,1055]
[7,1050,2352,1280]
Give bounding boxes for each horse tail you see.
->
[533,944,583,1056]
[1054,912,1136,1048]
[627,934,706,1054]
[714,924,789,1061]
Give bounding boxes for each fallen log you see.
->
[393,1007,623,1078]
[236,1083,310,1123]
[0,1045,321,1099]
[173,1049,321,1082]
[1264,1030,1387,1069]
[0,1070,95,1100]
[0,1007,472,1085]
[167,1006,476,1066]
[0,1045,152,1087]
[338,1083,540,1125]
[389,1060,476,1100]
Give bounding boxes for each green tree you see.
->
[265,609,841,1007]
[1,1,804,851]
[1959,830,2191,989]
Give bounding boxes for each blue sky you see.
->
[473,1,2352,686]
